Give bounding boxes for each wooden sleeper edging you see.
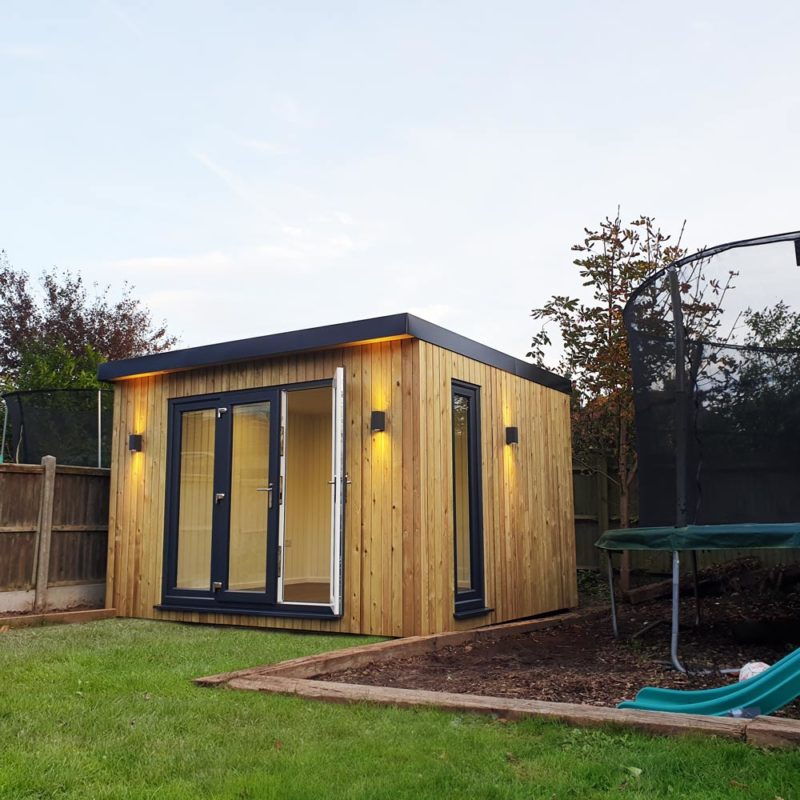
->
[195,611,800,747]
[1,608,116,629]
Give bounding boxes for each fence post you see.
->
[595,455,609,540]
[33,455,57,613]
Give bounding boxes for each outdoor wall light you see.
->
[370,411,386,433]
[505,426,519,446]
[128,434,143,452]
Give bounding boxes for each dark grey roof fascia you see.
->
[404,315,570,393]
[97,312,570,394]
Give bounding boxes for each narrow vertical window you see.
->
[451,381,485,616]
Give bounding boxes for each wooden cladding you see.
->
[106,338,576,636]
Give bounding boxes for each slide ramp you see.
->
[618,648,800,717]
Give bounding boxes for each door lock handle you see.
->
[215,492,226,504]
[255,485,274,508]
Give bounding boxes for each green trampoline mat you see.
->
[595,523,800,552]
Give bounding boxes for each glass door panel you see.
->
[280,386,334,605]
[175,408,216,590]
[228,401,271,592]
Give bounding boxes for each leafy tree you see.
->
[529,214,686,587]
[15,341,107,392]
[727,301,800,454]
[0,251,176,390]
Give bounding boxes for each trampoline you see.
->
[1,389,113,467]
[596,231,800,671]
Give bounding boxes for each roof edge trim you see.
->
[97,312,570,394]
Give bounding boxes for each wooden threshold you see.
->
[1,608,116,629]
[196,611,800,748]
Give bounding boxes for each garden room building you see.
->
[99,313,577,637]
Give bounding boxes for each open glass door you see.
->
[278,368,344,612]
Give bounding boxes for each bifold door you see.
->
[162,368,345,617]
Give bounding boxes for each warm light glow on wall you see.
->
[371,382,389,417]
[128,383,149,482]
[370,374,390,468]
[502,400,513,429]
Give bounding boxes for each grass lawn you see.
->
[1,620,799,799]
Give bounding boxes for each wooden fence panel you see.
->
[573,463,800,574]
[0,462,110,597]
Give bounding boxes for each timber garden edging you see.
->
[195,612,800,749]
[1,607,116,629]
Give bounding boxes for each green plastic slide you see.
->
[618,647,800,716]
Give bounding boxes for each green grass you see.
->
[1,620,799,799]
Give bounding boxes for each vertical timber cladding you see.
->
[416,342,577,635]
[106,337,575,637]
[106,340,423,636]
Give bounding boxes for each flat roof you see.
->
[97,312,570,394]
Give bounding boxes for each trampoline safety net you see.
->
[626,233,800,527]
[2,389,113,468]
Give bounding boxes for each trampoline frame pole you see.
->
[691,550,701,626]
[668,267,689,531]
[606,550,618,638]
[670,550,685,672]
[668,267,689,673]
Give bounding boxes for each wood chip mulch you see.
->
[320,566,800,718]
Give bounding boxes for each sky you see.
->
[1,1,799,365]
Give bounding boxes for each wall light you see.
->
[370,411,386,433]
[128,434,143,452]
[505,426,519,446]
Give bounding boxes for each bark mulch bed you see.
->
[321,563,800,719]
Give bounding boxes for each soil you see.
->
[0,604,97,619]
[321,564,800,718]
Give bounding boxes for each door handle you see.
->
[215,492,226,504]
[255,485,274,508]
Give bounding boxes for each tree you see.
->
[727,301,800,455]
[529,213,686,587]
[0,251,176,390]
[15,341,107,392]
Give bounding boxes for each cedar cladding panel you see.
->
[416,342,577,635]
[106,338,576,636]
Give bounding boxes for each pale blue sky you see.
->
[1,1,798,360]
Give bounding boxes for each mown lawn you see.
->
[1,620,798,799]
